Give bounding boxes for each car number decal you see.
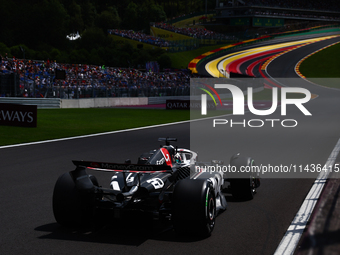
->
[146,178,164,189]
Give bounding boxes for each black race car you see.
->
[52,138,260,237]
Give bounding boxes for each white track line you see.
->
[0,111,234,150]
[274,138,340,255]
[0,120,191,150]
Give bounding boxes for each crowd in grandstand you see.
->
[0,54,192,98]
[108,29,169,47]
[2,2,339,98]
[154,22,232,40]
[109,22,233,48]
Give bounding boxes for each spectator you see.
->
[154,22,233,40]
[108,29,169,47]
[0,57,195,98]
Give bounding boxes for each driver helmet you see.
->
[174,153,182,164]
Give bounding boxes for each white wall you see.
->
[60,97,148,108]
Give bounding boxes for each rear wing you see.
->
[72,160,173,173]
[158,137,177,146]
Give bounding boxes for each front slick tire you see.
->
[230,154,258,201]
[172,179,216,237]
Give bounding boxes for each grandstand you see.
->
[0,57,193,98]
[215,1,340,31]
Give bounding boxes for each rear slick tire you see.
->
[52,172,96,228]
[172,178,216,237]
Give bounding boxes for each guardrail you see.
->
[0,79,264,108]
[0,98,60,108]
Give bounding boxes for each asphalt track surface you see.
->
[1,32,340,255]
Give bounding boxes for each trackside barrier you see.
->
[0,98,60,109]
[0,86,264,108]
[150,81,264,105]
[60,97,148,108]
[0,97,148,109]
[149,96,190,104]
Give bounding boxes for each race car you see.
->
[52,137,260,237]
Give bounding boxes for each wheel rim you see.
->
[251,176,256,194]
[208,197,215,221]
[250,160,257,195]
[207,190,215,230]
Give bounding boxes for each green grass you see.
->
[299,42,340,88]
[0,108,190,146]
[0,88,302,147]
[0,107,236,147]
[276,28,340,39]
[167,44,231,69]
